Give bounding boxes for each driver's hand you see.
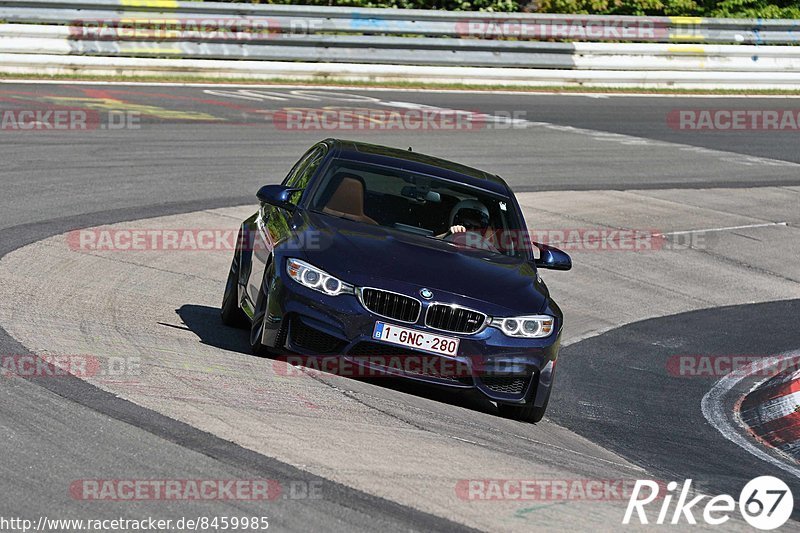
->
[450,225,466,234]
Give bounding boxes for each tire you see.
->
[249,262,277,357]
[497,394,549,424]
[221,252,248,328]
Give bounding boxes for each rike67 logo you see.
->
[623,476,793,530]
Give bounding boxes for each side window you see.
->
[285,146,326,205]
[281,152,311,187]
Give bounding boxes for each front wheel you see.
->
[250,263,278,357]
[497,395,549,424]
[221,252,248,328]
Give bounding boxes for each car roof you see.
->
[325,139,512,196]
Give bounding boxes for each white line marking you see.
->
[448,435,480,445]
[524,122,798,168]
[659,222,789,236]
[327,98,798,169]
[4,78,800,98]
[701,350,800,480]
[5,78,795,168]
[509,432,647,472]
[203,89,291,101]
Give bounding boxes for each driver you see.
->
[439,199,497,250]
[448,199,490,235]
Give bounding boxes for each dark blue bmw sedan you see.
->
[221,139,571,423]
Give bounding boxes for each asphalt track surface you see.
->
[1,82,799,531]
[554,300,800,508]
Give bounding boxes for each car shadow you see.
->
[176,304,250,354]
[176,304,499,416]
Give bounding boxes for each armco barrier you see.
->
[2,0,798,44]
[0,0,798,88]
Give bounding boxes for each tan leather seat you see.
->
[322,176,378,225]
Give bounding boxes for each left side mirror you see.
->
[534,243,572,271]
[256,185,300,211]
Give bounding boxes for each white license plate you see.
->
[372,321,459,357]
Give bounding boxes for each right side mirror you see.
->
[534,243,572,271]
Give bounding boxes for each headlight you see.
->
[286,258,353,296]
[489,315,554,338]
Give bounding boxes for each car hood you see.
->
[287,210,548,315]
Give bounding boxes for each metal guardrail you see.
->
[4,24,800,71]
[1,0,799,44]
[0,0,798,88]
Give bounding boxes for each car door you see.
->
[245,144,328,308]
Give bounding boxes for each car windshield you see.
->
[309,159,526,258]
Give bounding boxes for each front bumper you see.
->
[263,271,561,407]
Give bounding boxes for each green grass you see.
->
[2,71,800,95]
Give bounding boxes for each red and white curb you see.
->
[702,351,800,480]
[739,365,800,459]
